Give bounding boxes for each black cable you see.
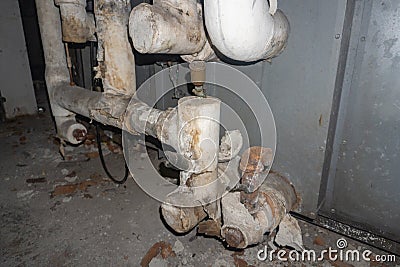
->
[89,41,129,184]
[95,123,129,184]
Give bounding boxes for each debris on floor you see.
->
[51,180,99,198]
[0,114,398,266]
[140,241,176,267]
[26,177,47,184]
[274,214,305,251]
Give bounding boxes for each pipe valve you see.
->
[189,61,206,97]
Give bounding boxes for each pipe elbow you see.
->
[204,0,289,62]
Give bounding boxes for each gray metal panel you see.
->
[329,0,400,241]
[0,0,37,118]
[260,0,348,217]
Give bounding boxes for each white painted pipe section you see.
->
[129,0,206,54]
[177,96,220,176]
[55,116,87,144]
[204,0,289,62]
[161,96,222,233]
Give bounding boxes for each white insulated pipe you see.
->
[35,0,87,144]
[161,96,222,233]
[204,0,289,62]
[95,0,136,95]
[177,96,220,177]
[129,0,206,54]
[55,0,95,43]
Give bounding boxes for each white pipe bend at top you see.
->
[204,0,286,62]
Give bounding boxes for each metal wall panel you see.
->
[260,0,349,217]
[323,0,400,241]
[0,0,37,118]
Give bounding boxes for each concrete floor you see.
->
[0,107,398,266]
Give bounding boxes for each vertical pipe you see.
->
[161,96,222,233]
[95,0,136,95]
[35,0,87,144]
[177,96,220,186]
[55,0,95,43]
[35,0,71,117]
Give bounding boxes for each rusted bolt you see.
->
[223,227,246,248]
[73,128,87,142]
[239,146,273,173]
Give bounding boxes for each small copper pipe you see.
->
[64,43,75,86]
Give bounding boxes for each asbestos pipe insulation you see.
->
[161,96,222,233]
[35,0,87,144]
[95,0,136,95]
[37,0,134,141]
[204,0,289,62]
[220,172,298,249]
[55,116,87,145]
[129,0,206,54]
[52,84,156,136]
[54,0,95,43]
[52,83,182,153]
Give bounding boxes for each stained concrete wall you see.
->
[0,0,37,118]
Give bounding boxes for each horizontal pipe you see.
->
[55,116,87,144]
[52,84,179,149]
[54,85,103,120]
[129,0,206,54]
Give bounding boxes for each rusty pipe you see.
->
[221,172,297,249]
[54,0,95,43]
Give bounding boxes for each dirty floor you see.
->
[0,108,398,267]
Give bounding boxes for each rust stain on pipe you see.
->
[72,128,87,142]
[221,147,299,249]
[239,146,273,173]
[95,0,136,95]
[223,227,246,248]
